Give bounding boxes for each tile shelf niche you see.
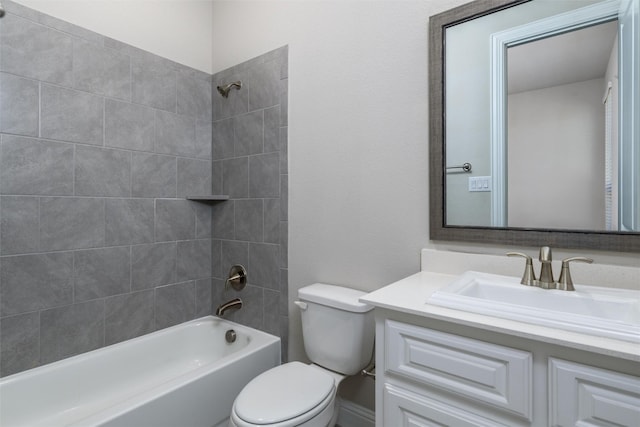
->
[186,195,230,202]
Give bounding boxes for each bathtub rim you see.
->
[0,315,280,384]
[0,316,281,427]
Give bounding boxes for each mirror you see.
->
[429,0,640,251]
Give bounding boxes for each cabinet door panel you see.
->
[385,320,533,419]
[549,358,640,426]
[383,384,509,427]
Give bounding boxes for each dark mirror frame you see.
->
[428,0,640,252]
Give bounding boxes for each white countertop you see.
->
[361,270,640,362]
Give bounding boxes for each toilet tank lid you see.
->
[298,283,374,313]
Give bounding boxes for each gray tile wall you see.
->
[211,47,289,360]
[0,1,216,377]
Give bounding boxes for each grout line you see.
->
[129,245,133,293]
[37,81,42,139]
[101,298,106,348]
[152,286,157,331]
[128,55,133,104]
[71,249,76,303]
[102,96,106,147]
[128,151,132,198]
[37,195,42,253]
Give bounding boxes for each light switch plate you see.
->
[469,176,491,192]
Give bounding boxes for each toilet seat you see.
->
[232,362,336,426]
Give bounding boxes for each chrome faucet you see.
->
[508,246,593,291]
[537,246,555,289]
[215,298,243,317]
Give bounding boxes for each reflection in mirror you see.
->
[507,21,619,231]
[443,0,639,232]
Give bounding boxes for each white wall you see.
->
[14,0,214,73]
[508,78,605,229]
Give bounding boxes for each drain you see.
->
[225,329,237,343]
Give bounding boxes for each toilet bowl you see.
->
[228,284,375,427]
[229,362,344,427]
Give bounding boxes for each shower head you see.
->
[217,81,242,98]
[0,2,5,18]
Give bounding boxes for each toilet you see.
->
[229,283,375,427]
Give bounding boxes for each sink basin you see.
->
[427,271,640,343]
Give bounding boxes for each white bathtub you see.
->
[0,316,281,427]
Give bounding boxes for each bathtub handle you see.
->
[225,265,247,291]
[294,301,308,311]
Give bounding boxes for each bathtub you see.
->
[0,316,281,427]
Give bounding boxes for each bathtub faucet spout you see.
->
[216,298,243,317]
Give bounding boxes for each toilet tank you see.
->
[297,284,374,376]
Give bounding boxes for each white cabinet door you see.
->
[549,358,640,427]
[385,320,533,420]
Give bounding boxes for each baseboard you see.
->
[336,399,375,427]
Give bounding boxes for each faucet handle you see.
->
[507,252,536,286]
[557,257,593,291]
[225,264,247,291]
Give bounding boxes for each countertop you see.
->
[360,271,640,362]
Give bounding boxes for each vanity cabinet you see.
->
[376,314,640,427]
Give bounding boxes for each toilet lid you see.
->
[234,362,335,425]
